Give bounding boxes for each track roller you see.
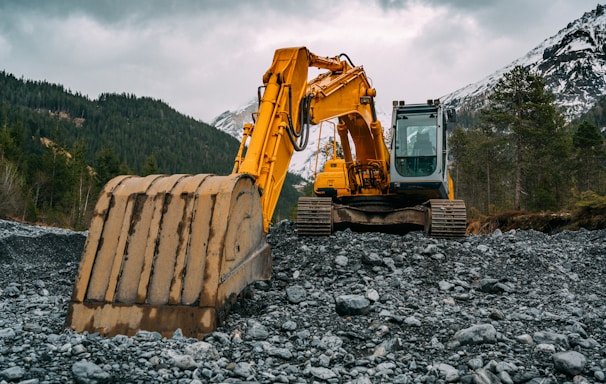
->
[296,197,333,236]
[427,199,467,238]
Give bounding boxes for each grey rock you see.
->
[568,333,601,349]
[515,334,534,344]
[526,378,554,384]
[353,375,373,384]
[439,280,455,291]
[489,309,505,320]
[335,294,371,316]
[404,316,422,326]
[553,351,587,376]
[534,343,557,353]
[309,366,337,380]
[361,252,383,266]
[436,363,459,382]
[476,244,490,253]
[0,366,25,380]
[267,346,293,359]
[423,244,440,254]
[208,331,231,345]
[247,320,269,340]
[171,328,184,339]
[533,331,569,347]
[3,284,20,297]
[15,379,39,384]
[285,284,307,304]
[479,278,513,293]
[571,376,591,384]
[71,344,87,356]
[282,320,297,331]
[71,360,111,384]
[320,334,344,350]
[568,322,589,338]
[172,354,198,370]
[319,353,331,367]
[376,361,396,375]
[185,341,219,360]
[0,327,16,339]
[498,370,514,384]
[233,362,253,378]
[451,324,497,345]
[473,368,501,384]
[335,255,349,266]
[372,338,402,357]
[512,369,540,383]
[468,356,483,370]
[133,330,161,342]
[366,288,380,302]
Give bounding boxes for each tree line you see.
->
[0,70,302,228]
[450,65,606,217]
[2,66,604,230]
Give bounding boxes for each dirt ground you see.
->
[467,209,606,234]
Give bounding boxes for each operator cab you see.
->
[394,113,438,177]
[389,99,456,203]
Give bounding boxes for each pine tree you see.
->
[450,126,511,214]
[0,158,26,217]
[480,65,567,211]
[69,140,95,229]
[573,120,606,193]
[0,122,18,161]
[95,144,123,188]
[141,154,159,176]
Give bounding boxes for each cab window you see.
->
[394,114,437,177]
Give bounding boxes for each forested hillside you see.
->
[0,71,302,228]
[578,95,606,128]
[450,66,606,225]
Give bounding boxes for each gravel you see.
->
[0,218,605,383]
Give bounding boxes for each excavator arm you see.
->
[66,47,387,338]
[233,47,389,231]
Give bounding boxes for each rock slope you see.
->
[443,4,606,121]
[0,219,605,383]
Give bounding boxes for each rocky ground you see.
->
[0,218,605,383]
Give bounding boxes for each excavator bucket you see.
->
[66,173,271,338]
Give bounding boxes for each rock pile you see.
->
[0,219,604,383]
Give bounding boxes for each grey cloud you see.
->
[0,0,221,28]
[0,0,327,27]
[0,0,601,122]
[375,0,596,38]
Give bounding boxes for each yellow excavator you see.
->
[298,98,465,237]
[66,47,465,338]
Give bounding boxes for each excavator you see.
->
[297,98,465,237]
[66,47,465,339]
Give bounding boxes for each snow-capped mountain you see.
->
[213,4,606,179]
[211,100,391,180]
[443,4,606,121]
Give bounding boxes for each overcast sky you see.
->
[0,0,601,123]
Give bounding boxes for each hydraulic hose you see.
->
[285,94,312,152]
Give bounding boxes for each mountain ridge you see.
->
[212,4,606,180]
[442,4,606,121]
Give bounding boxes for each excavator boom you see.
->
[232,47,384,231]
[67,47,378,337]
